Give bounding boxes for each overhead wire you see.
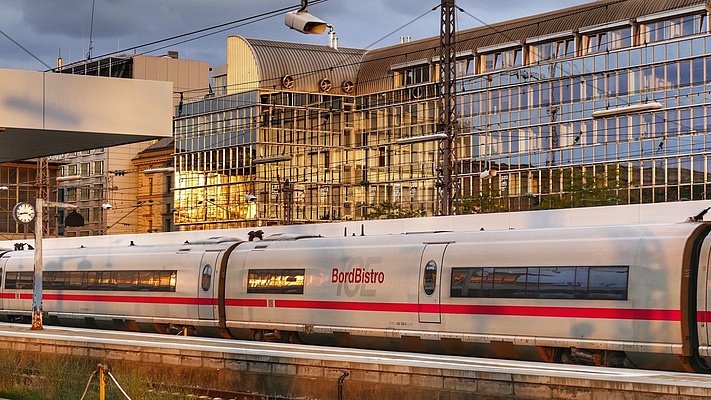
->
[50,0,328,71]
[0,28,52,69]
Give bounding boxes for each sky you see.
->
[0,0,591,71]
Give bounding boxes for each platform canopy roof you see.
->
[0,69,173,163]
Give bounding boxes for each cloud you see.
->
[0,0,590,71]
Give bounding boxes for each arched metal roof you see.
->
[238,37,366,95]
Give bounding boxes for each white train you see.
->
[1,221,711,373]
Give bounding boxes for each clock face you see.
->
[13,202,36,224]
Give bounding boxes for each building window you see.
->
[65,188,77,202]
[530,38,575,63]
[583,27,632,55]
[644,14,707,44]
[80,163,90,177]
[93,161,104,175]
[394,64,431,87]
[481,48,522,72]
[163,217,172,232]
[457,58,476,76]
[164,175,173,194]
[378,147,388,167]
[92,185,103,200]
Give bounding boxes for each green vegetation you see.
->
[535,166,626,210]
[0,351,230,400]
[365,201,428,219]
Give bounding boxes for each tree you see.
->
[537,165,626,210]
[365,201,427,220]
[457,183,509,214]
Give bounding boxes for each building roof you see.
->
[142,137,174,153]
[239,37,367,95]
[356,0,710,93]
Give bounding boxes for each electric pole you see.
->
[438,0,457,215]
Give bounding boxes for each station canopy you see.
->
[0,69,173,162]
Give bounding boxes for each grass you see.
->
[0,351,211,400]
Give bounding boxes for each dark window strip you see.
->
[4,270,177,292]
[451,266,628,300]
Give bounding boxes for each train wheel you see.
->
[252,330,264,341]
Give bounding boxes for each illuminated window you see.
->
[6,270,177,292]
[247,269,305,294]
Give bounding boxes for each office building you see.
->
[173,0,711,228]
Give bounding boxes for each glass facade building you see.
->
[173,0,711,230]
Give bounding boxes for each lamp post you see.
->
[21,198,78,330]
[32,198,43,330]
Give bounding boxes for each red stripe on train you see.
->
[230,299,680,321]
[0,294,684,321]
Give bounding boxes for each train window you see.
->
[4,271,33,289]
[11,270,178,292]
[492,268,528,298]
[247,269,305,294]
[450,266,628,300]
[201,264,212,291]
[587,267,628,300]
[423,261,437,296]
[538,267,576,299]
[450,267,494,297]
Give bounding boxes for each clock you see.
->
[12,202,36,224]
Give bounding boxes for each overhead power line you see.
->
[62,1,328,70]
[0,28,52,70]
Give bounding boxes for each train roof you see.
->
[0,222,707,257]
[235,221,711,250]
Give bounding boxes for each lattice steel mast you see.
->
[438,0,458,215]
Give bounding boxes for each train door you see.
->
[699,236,711,351]
[0,255,7,312]
[198,251,220,320]
[418,243,448,323]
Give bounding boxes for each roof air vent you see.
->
[341,80,354,93]
[319,78,332,92]
[282,75,295,89]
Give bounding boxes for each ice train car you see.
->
[2,221,711,373]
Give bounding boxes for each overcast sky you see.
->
[0,0,591,71]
